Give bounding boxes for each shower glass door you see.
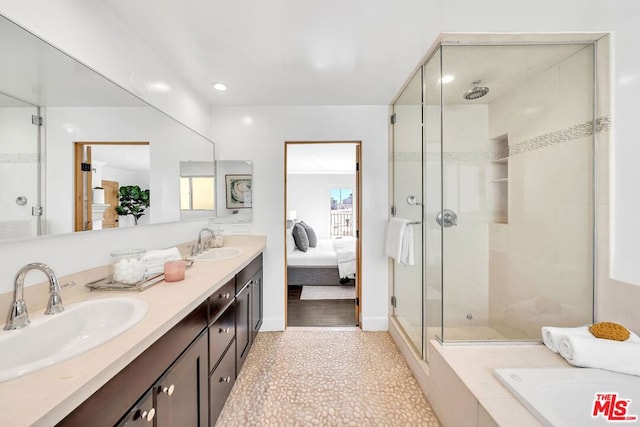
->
[0,95,40,239]
[423,49,443,357]
[392,68,424,356]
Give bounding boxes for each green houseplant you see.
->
[115,185,150,226]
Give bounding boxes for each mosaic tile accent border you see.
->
[508,116,611,157]
[391,116,611,162]
[0,153,39,164]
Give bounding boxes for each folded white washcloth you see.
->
[557,335,640,376]
[143,247,182,275]
[143,247,181,262]
[542,325,640,353]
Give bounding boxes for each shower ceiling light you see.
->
[212,82,228,91]
[440,75,455,84]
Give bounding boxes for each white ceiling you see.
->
[91,144,150,172]
[102,0,437,107]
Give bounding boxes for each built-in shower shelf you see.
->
[490,134,509,224]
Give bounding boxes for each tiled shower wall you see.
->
[488,46,596,337]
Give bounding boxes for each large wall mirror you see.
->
[0,14,215,241]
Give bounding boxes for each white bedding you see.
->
[287,239,338,267]
[287,237,356,279]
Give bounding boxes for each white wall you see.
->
[211,106,389,331]
[288,173,356,240]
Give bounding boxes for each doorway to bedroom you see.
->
[285,141,362,328]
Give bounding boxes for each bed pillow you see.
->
[299,221,318,247]
[292,223,309,252]
[286,228,296,254]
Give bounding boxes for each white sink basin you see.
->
[196,247,244,261]
[0,297,147,382]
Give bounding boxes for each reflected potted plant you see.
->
[115,185,150,226]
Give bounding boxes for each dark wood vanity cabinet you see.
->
[59,302,208,427]
[58,253,263,427]
[235,254,263,375]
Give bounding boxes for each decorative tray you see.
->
[85,259,194,292]
[85,272,165,292]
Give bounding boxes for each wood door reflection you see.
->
[102,180,119,228]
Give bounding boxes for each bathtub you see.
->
[495,368,640,426]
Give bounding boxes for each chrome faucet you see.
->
[4,263,64,330]
[196,228,215,254]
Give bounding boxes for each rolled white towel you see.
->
[541,325,592,353]
[542,325,640,353]
[557,335,640,377]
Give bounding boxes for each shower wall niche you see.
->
[391,40,598,359]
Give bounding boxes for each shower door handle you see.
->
[436,209,458,228]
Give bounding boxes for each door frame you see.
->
[284,140,363,328]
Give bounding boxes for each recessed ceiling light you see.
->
[147,81,171,92]
[212,82,228,91]
[440,75,455,84]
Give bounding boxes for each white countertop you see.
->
[0,235,266,427]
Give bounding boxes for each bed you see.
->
[287,236,356,286]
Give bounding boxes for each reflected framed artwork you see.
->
[225,174,252,209]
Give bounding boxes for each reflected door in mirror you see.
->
[102,180,119,228]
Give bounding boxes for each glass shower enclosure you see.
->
[391,43,596,360]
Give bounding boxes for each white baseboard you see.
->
[260,316,285,332]
[362,316,388,331]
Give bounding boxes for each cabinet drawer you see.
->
[235,253,262,293]
[208,278,235,321]
[209,339,236,426]
[209,306,235,371]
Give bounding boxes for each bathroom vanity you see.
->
[0,235,265,427]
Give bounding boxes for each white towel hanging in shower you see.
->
[385,218,415,266]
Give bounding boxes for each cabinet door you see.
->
[209,338,236,426]
[156,330,208,427]
[250,269,263,344]
[116,390,155,427]
[235,283,251,374]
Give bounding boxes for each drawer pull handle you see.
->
[219,327,231,334]
[219,292,231,299]
[221,376,231,383]
[161,384,175,396]
[141,408,155,422]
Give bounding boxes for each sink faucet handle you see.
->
[4,300,29,329]
[45,291,64,315]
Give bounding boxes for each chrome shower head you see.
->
[463,80,489,100]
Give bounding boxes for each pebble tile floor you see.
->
[216,329,441,426]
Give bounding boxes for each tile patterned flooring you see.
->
[217,329,441,426]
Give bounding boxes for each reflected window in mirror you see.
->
[180,161,214,220]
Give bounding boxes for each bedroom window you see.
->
[330,187,353,237]
[180,176,215,210]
